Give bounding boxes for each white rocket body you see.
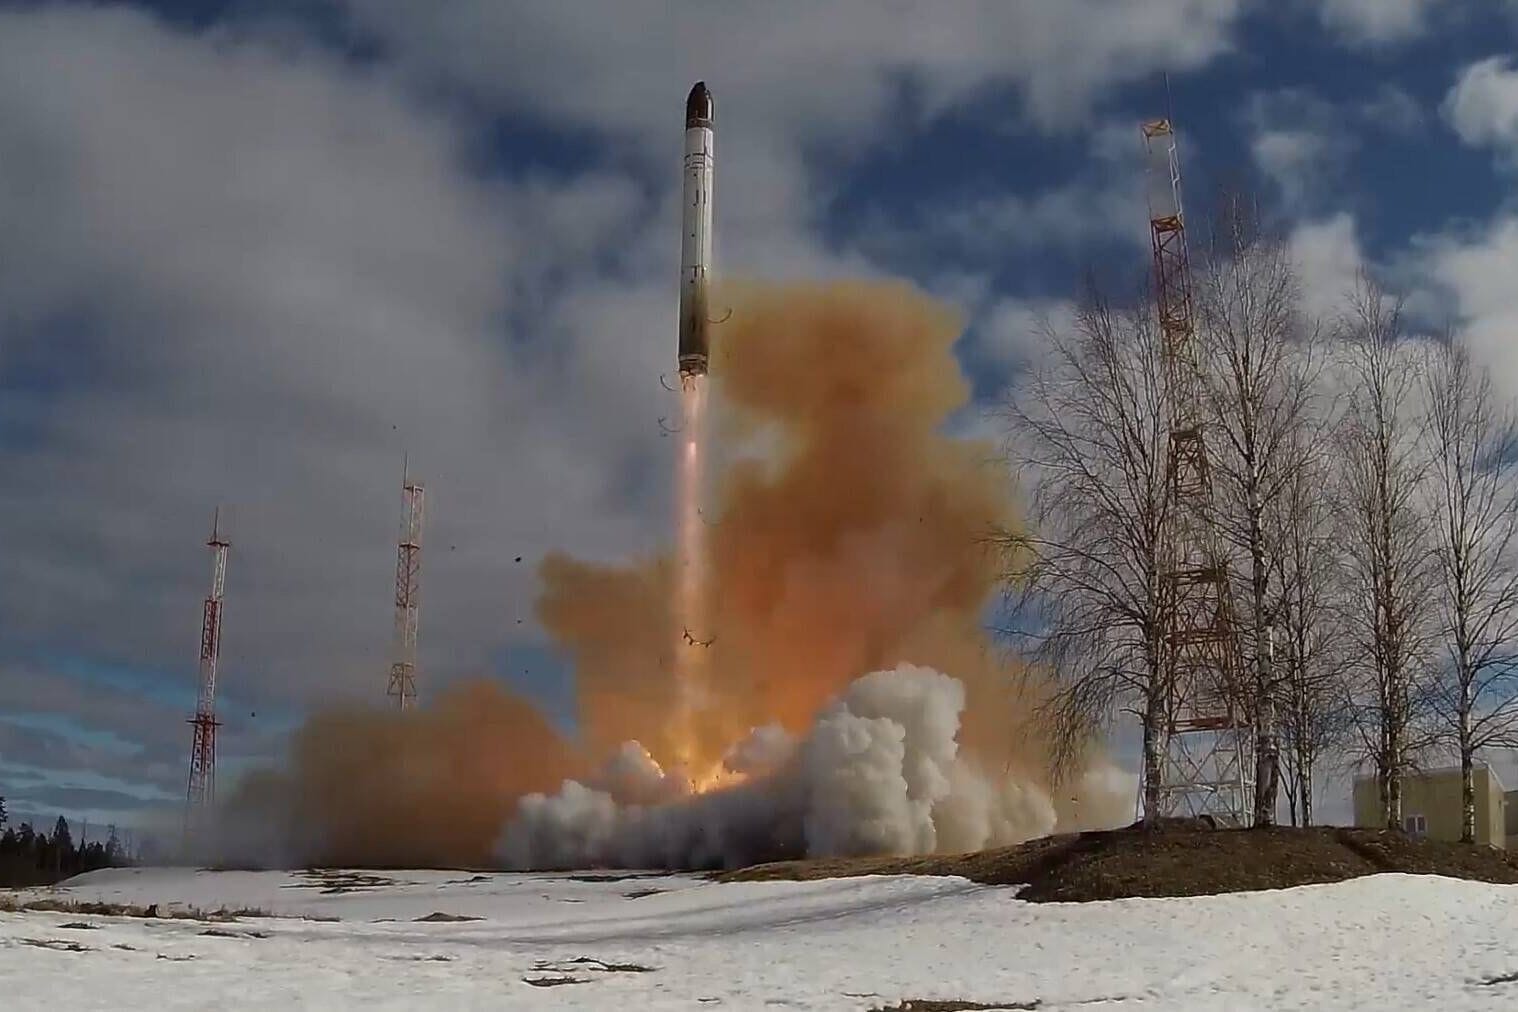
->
[678,82,714,377]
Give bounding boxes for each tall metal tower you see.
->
[386,460,424,710]
[1142,118,1253,826]
[184,507,229,840]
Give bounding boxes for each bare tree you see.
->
[1268,438,1346,826]
[996,289,1173,821]
[1192,205,1318,825]
[1333,279,1437,830]
[1422,337,1518,843]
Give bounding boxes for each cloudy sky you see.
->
[6,0,1518,832]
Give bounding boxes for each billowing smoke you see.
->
[217,280,1133,869]
[214,681,584,868]
[540,280,1060,777]
[500,665,1058,871]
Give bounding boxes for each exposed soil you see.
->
[869,1001,1040,1011]
[289,870,401,894]
[0,896,270,920]
[520,955,659,989]
[719,818,1518,902]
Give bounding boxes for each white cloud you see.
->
[0,6,673,709]
[1243,85,1425,218]
[855,179,1146,274]
[1360,84,1427,135]
[1244,90,1355,216]
[1444,56,1518,158]
[1253,129,1341,208]
[335,0,1245,139]
[849,118,1151,286]
[1314,0,1454,47]
[1409,214,1518,402]
[976,298,1079,375]
[1289,213,1367,320]
[329,0,1244,265]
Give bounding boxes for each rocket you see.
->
[678,81,714,378]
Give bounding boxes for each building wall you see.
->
[1352,766,1507,848]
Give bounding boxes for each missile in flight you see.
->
[678,81,714,378]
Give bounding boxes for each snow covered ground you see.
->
[4,867,1518,1010]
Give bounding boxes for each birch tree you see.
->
[1334,280,1437,830]
[1192,208,1317,826]
[997,290,1173,821]
[1422,337,1518,843]
[1268,438,1345,826]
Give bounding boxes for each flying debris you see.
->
[677,82,715,379]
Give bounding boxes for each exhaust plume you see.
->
[542,281,1044,774]
[499,664,1059,871]
[219,280,1132,869]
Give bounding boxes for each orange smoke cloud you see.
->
[218,681,584,868]
[540,280,1046,776]
[220,280,1123,869]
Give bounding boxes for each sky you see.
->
[7,0,1518,834]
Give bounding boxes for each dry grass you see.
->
[0,895,271,921]
[721,819,1518,902]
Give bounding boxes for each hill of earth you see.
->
[719,818,1518,901]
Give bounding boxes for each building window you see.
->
[1404,814,1427,836]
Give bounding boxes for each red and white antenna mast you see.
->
[1142,116,1252,826]
[386,458,424,710]
[184,507,229,841]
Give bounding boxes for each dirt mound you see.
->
[719,821,1518,902]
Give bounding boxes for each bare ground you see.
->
[718,818,1518,902]
[0,895,275,920]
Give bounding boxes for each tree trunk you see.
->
[1250,492,1278,827]
[1460,663,1476,844]
[1388,664,1406,830]
[1141,685,1166,825]
[1299,760,1314,826]
[1461,743,1476,845]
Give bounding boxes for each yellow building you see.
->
[1351,764,1507,848]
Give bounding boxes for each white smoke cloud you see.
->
[496,664,1059,870]
[1055,761,1138,833]
[802,667,963,856]
[591,741,691,807]
[721,723,796,778]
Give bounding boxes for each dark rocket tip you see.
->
[686,81,713,128]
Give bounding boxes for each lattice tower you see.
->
[386,461,424,710]
[1142,118,1253,826]
[184,507,229,847]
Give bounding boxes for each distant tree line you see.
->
[0,795,135,887]
[999,196,1518,844]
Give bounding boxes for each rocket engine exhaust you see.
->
[671,375,709,774]
[678,81,714,381]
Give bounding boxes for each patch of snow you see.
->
[2,869,1517,1009]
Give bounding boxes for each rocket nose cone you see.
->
[686,81,713,128]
